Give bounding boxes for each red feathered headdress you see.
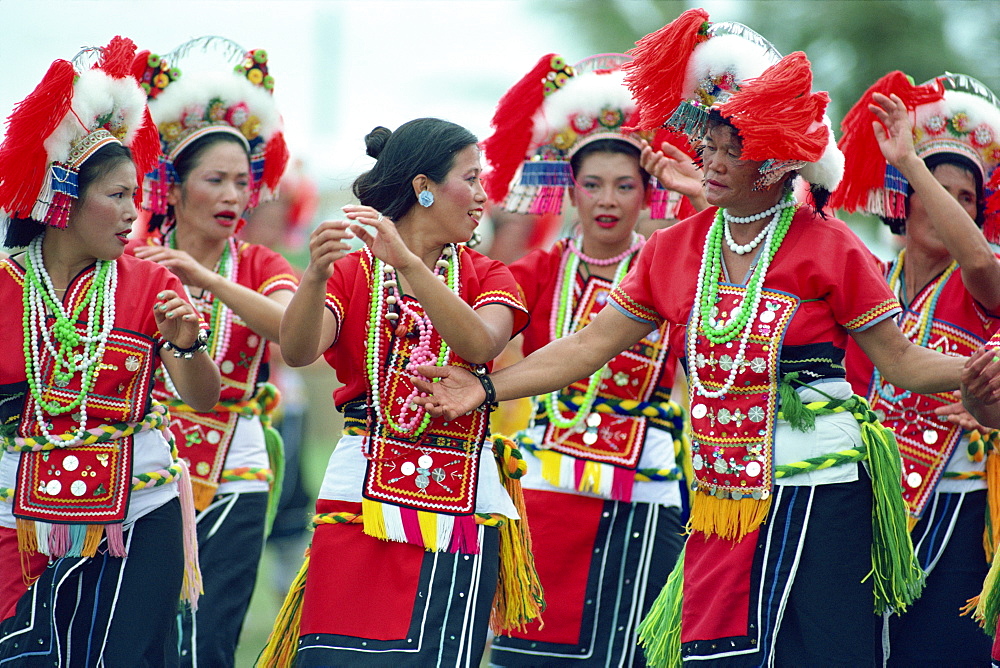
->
[623,8,710,133]
[482,54,571,204]
[832,71,1000,241]
[624,14,844,190]
[0,37,158,229]
[829,71,943,219]
[482,52,690,219]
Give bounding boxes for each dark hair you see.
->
[881,153,985,235]
[570,138,651,189]
[351,118,478,221]
[147,131,250,232]
[3,142,134,248]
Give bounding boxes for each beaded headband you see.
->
[482,53,690,219]
[832,71,1000,238]
[138,36,289,215]
[0,37,159,229]
[624,8,844,192]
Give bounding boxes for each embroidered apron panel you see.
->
[154,312,267,495]
[13,439,133,523]
[688,287,799,500]
[543,278,669,469]
[14,325,156,524]
[362,312,485,515]
[870,313,982,519]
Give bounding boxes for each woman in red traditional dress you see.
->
[483,53,701,667]
[417,11,970,666]
[258,117,538,667]
[127,38,297,667]
[0,38,219,665]
[835,72,1000,666]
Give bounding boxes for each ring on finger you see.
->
[376,212,384,222]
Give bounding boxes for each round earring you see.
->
[418,190,434,207]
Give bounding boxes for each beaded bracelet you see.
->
[164,328,211,359]
[476,369,498,410]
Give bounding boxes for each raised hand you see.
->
[304,219,353,283]
[134,245,216,289]
[154,289,202,349]
[869,92,919,170]
[640,139,706,207]
[343,204,419,270]
[413,365,485,421]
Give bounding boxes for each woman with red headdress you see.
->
[0,38,219,665]
[128,38,297,667]
[836,71,1000,665]
[416,10,971,665]
[481,52,701,667]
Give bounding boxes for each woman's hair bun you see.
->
[364,126,393,159]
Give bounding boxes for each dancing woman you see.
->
[128,39,296,667]
[482,53,695,667]
[260,118,539,667]
[0,37,219,665]
[835,71,1000,665]
[417,11,967,665]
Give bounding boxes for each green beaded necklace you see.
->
[697,194,796,345]
[22,236,114,417]
[541,238,637,431]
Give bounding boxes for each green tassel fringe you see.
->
[263,423,285,537]
[637,546,685,667]
[859,403,926,614]
[778,371,816,432]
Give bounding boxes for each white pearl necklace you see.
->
[25,236,117,447]
[687,205,790,399]
[722,198,795,224]
[724,216,776,255]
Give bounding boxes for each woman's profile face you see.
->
[61,159,138,261]
[700,124,782,216]
[169,140,251,240]
[569,150,645,249]
[427,144,487,243]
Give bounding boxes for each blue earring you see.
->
[418,190,434,207]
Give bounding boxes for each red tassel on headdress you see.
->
[131,107,161,177]
[0,59,76,218]
[829,71,944,214]
[97,36,138,78]
[482,54,561,203]
[47,192,73,229]
[262,130,290,191]
[719,52,829,163]
[623,8,710,132]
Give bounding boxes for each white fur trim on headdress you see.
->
[148,70,282,156]
[798,115,844,191]
[43,70,148,166]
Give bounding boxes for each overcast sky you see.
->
[0,0,601,187]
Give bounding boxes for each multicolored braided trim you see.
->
[3,403,170,452]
